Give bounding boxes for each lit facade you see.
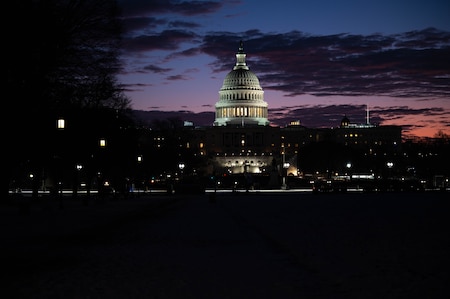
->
[206,125,280,174]
[209,42,272,175]
[214,41,269,126]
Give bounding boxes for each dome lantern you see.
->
[234,40,249,70]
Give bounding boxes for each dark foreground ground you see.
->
[1,191,449,298]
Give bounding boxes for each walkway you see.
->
[2,191,449,298]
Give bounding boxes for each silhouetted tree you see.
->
[434,130,449,140]
[5,0,131,198]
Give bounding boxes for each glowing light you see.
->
[57,118,65,129]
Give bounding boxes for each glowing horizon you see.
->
[117,0,450,138]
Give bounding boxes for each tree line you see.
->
[5,0,132,198]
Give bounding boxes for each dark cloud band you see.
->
[202,28,450,98]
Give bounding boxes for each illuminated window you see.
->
[57,118,65,129]
[99,138,106,147]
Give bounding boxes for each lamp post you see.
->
[386,161,394,179]
[282,162,290,189]
[56,117,65,208]
[346,162,352,181]
[136,155,143,196]
[97,138,107,199]
[178,162,185,178]
[73,164,83,198]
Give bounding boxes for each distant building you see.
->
[165,42,403,183]
[334,115,402,148]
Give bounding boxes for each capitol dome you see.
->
[214,42,269,126]
[221,69,261,91]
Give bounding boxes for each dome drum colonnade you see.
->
[214,42,269,126]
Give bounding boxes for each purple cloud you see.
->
[201,28,450,98]
[166,74,189,81]
[143,64,172,73]
[169,20,201,28]
[164,47,202,61]
[119,0,224,17]
[123,29,198,52]
[121,17,167,33]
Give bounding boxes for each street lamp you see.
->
[136,155,143,195]
[386,161,394,180]
[73,164,83,198]
[178,162,185,177]
[282,162,290,189]
[57,118,65,130]
[99,138,107,148]
[346,162,352,181]
[55,117,66,204]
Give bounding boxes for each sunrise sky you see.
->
[116,0,450,138]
